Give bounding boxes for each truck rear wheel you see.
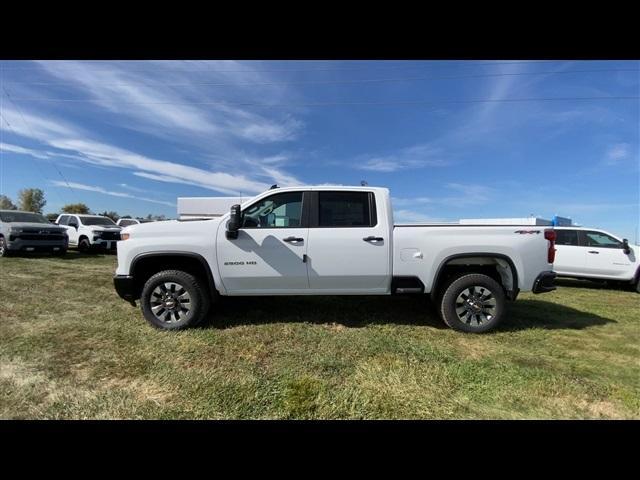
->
[439,273,506,333]
[140,270,210,330]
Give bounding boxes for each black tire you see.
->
[140,270,211,330]
[78,237,91,252]
[439,273,506,333]
[0,237,9,257]
[635,279,640,294]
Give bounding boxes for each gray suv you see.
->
[0,210,68,257]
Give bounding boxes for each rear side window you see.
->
[582,231,622,249]
[318,191,373,227]
[555,230,579,246]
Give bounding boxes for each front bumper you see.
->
[92,239,119,250]
[532,271,557,294]
[114,274,137,305]
[6,237,68,252]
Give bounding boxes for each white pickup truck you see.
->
[114,186,557,333]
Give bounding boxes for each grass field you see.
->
[1,250,638,419]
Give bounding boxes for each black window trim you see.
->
[239,190,308,230]
[309,190,378,229]
[555,229,580,247]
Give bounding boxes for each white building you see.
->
[177,197,245,220]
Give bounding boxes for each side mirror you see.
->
[622,238,631,255]
[226,204,242,240]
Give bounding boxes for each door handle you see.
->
[363,236,384,242]
[283,236,304,243]
[588,251,599,254]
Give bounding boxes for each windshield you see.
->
[0,211,50,223]
[80,216,117,226]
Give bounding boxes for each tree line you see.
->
[0,188,169,222]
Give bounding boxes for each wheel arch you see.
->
[430,252,519,301]
[130,251,218,300]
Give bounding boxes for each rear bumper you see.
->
[114,274,136,305]
[532,271,557,294]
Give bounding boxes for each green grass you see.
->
[1,250,638,419]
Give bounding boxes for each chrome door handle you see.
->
[588,251,599,254]
[283,236,304,243]
[363,236,384,242]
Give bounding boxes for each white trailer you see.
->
[177,197,245,220]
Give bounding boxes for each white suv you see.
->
[554,227,639,292]
[55,214,122,252]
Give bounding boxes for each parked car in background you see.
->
[117,218,140,227]
[0,210,68,257]
[554,227,639,292]
[55,214,121,252]
[116,218,153,227]
[114,185,557,333]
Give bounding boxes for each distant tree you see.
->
[18,188,46,213]
[0,194,17,210]
[99,210,120,222]
[62,203,91,214]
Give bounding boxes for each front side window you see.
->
[555,229,579,246]
[318,191,372,227]
[58,215,69,226]
[242,192,303,228]
[583,231,622,249]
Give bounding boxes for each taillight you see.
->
[544,229,556,264]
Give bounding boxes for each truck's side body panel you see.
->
[392,225,551,293]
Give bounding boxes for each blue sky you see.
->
[1,60,638,240]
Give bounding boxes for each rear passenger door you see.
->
[553,229,586,276]
[306,191,390,293]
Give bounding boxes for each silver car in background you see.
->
[0,210,68,257]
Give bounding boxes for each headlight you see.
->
[92,230,102,236]
[10,227,22,233]
[120,233,130,240]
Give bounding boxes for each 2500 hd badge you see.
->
[224,261,257,266]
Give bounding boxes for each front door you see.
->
[62,215,80,245]
[217,191,309,294]
[580,230,636,278]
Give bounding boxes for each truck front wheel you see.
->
[439,273,506,333]
[140,270,210,330]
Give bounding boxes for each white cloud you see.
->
[51,181,176,207]
[603,143,630,165]
[1,106,299,195]
[356,143,450,172]
[0,142,51,159]
[34,60,302,145]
